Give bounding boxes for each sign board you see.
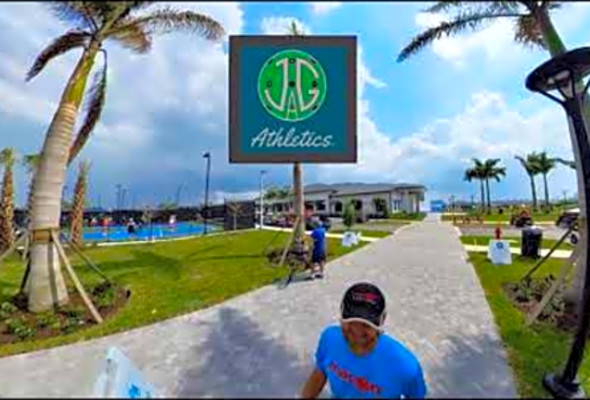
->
[94,347,157,398]
[229,35,357,163]
[341,231,360,247]
[488,240,512,265]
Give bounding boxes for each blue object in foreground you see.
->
[68,222,219,243]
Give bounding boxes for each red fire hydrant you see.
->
[495,224,502,240]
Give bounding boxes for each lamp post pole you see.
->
[203,152,211,235]
[259,170,267,229]
[525,47,590,399]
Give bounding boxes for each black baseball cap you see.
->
[340,282,386,331]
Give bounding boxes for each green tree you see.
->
[464,159,487,211]
[554,157,576,170]
[343,201,356,231]
[482,158,507,213]
[24,1,224,312]
[0,148,16,252]
[515,153,542,210]
[536,151,556,209]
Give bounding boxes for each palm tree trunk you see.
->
[530,174,538,211]
[293,162,304,246]
[70,164,87,247]
[28,43,99,313]
[0,165,14,252]
[485,178,491,214]
[543,172,550,209]
[479,179,485,212]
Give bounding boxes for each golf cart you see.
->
[556,207,580,245]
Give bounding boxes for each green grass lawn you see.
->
[443,207,568,223]
[468,252,590,397]
[460,235,574,251]
[0,230,365,357]
[330,229,391,239]
[388,212,426,221]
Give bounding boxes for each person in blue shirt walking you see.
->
[310,221,327,279]
[300,282,427,398]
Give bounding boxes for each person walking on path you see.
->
[310,221,327,279]
[300,282,427,399]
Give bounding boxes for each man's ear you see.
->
[380,311,387,325]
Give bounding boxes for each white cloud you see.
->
[309,2,342,16]
[412,3,590,68]
[316,90,577,200]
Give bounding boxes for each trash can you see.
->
[521,226,543,258]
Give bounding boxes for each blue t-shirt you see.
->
[315,325,427,399]
[311,226,326,254]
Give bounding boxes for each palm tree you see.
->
[24,2,224,312]
[397,0,590,304]
[463,168,485,210]
[536,151,556,209]
[515,153,542,210]
[226,201,243,231]
[482,158,507,213]
[0,148,16,253]
[70,160,91,247]
[464,159,486,211]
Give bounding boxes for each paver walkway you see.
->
[0,215,517,398]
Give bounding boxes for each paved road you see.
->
[0,216,517,398]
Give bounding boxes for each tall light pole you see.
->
[526,47,590,399]
[259,170,267,229]
[203,152,211,235]
[115,184,122,210]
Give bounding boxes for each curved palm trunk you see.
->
[28,44,99,312]
[485,178,491,214]
[0,164,14,252]
[293,162,304,246]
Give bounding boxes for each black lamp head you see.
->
[526,47,590,95]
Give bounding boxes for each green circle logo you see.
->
[257,49,327,122]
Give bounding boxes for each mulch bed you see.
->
[0,282,130,345]
[503,276,579,332]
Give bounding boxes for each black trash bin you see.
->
[521,226,543,258]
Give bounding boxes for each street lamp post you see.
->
[203,152,211,235]
[259,170,267,229]
[526,47,590,399]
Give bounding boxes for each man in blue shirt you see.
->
[300,282,427,398]
[310,221,327,279]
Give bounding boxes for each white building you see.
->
[263,182,426,218]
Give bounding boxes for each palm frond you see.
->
[129,7,225,41]
[554,157,576,169]
[47,2,98,31]
[0,148,15,167]
[107,22,152,53]
[397,10,524,62]
[424,2,468,14]
[26,30,90,81]
[68,51,107,166]
[21,153,41,174]
[514,14,545,49]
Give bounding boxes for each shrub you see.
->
[343,202,356,230]
[5,318,36,341]
[36,312,59,329]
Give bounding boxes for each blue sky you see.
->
[1,1,589,209]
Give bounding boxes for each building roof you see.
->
[304,182,426,196]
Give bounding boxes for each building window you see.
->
[317,201,326,211]
[354,200,362,211]
[334,201,343,213]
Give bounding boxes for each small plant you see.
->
[36,312,59,329]
[5,318,36,341]
[0,302,17,314]
[343,202,356,231]
[93,282,116,308]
